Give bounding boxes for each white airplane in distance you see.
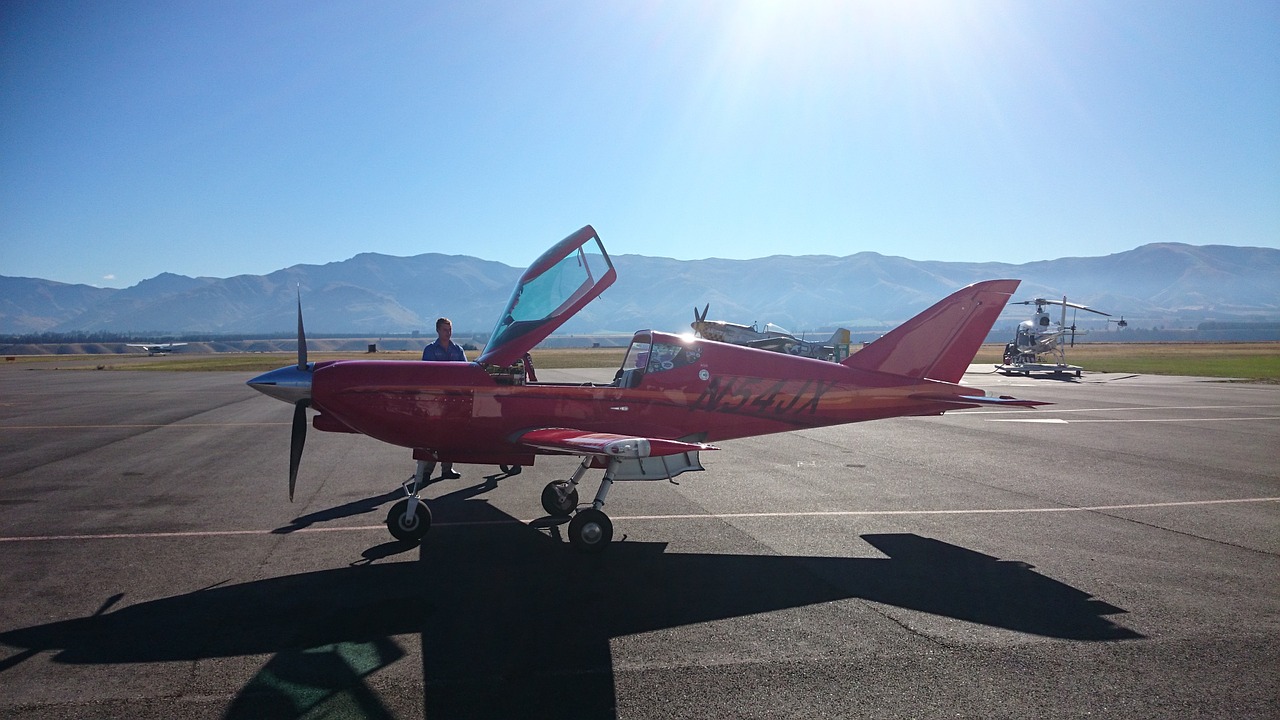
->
[126,343,188,356]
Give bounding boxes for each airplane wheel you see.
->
[541,480,578,517]
[568,508,612,553]
[500,464,522,476]
[386,498,431,543]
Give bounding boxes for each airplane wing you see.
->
[516,428,717,459]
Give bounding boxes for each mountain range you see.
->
[2,243,1277,337]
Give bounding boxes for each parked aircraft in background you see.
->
[998,297,1112,377]
[691,305,852,361]
[248,226,1043,552]
[126,342,188,356]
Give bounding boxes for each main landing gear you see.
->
[541,456,619,553]
[384,456,623,552]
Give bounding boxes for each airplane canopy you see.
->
[478,225,616,367]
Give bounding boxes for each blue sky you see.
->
[2,0,1277,288]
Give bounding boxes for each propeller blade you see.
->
[296,289,308,371]
[692,304,709,337]
[288,399,310,501]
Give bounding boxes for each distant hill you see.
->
[0,276,116,333]
[2,243,1277,336]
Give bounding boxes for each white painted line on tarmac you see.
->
[617,496,1280,521]
[0,422,287,430]
[1,497,1275,543]
[960,404,1280,415]
[988,416,1278,424]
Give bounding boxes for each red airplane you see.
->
[248,226,1043,552]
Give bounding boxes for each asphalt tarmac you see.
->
[0,362,1276,719]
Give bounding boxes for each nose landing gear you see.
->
[385,460,433,543]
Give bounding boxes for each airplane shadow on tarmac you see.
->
[0,494,1143,720]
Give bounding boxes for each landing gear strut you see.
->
[541,457,589,517]
[386,459,433,543]
[558,457,620,553]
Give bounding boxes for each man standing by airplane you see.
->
[420,317,465,479]
[421,317,466,362]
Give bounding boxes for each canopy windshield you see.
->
[478,226,616,367]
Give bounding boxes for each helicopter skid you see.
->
[996,362,1083,378]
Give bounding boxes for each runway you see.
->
[0,363,1276,718]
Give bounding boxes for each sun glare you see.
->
[670,0,1017,144]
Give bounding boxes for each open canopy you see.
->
[477,225,616,367]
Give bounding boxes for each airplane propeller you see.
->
[296,291,308,371]
[244,292,317,500]
[289,399,309,501]
[692,304,709,337]
[288,291,310,501]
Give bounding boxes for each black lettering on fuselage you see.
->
[793,380,833,415]
[749,380,788,414]
[693,377,734,410]
[693,376,830,416]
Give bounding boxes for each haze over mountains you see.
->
[2,243,1277,337]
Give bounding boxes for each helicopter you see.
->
[997,297,1112,377]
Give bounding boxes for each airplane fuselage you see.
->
[305,331,967,466]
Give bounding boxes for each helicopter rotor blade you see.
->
[1015,297,1110,316]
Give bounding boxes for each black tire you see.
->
[500,464,522,476]
[386,498,431,543]
[568,508,613,553]
[541,481,578,517]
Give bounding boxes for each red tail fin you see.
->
[842,280,1020,383]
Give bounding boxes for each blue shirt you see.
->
[422,340,466,362]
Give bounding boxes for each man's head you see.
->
[435,317,452,342]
